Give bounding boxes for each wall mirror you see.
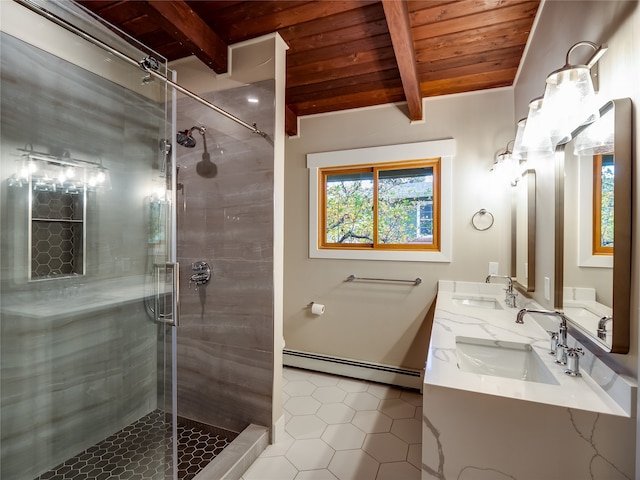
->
[511,169,536,292]
[555,97,632,353]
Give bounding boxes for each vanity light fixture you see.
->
[521,96,554,157]
[542,41,608,145]
[496,140,514,164]
[490,144,508,173]
[11,148,111,193]
[573,104,614,156]
[511,118,527,161]
[492,140,522,186]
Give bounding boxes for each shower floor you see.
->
[35,410,238,480]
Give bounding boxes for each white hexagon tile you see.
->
[241,367,422,480]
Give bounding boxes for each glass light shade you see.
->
[542,65,599,145]
[512,118,527,160]
[10,152,111,192]
[574,107,614,156]
[522,98,554,156]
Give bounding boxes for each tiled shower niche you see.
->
[30,188,84,279]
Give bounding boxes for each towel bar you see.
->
[346,275,422,286]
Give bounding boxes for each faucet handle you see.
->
[565,346,584,357]
[564,347,585,377]
[555,344,568,365]
[504,289,518,308]
[546,331,558,356]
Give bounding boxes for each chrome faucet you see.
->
[485,274,517,308]
[516,309,568,364]
[597,315,613,340]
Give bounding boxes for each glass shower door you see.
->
[0,1,177,479]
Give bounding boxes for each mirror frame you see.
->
[555,97,632,353]
[511,169,536,293]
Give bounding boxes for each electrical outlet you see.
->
[544,277,550,301]
[489,262,499,275]
[524,263,528,280]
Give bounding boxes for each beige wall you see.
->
[283,89,514,370]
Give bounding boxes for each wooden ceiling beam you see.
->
[285,105,299,137]
[381,0,422,122]
[143,1,228,73]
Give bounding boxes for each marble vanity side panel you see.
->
[422,385,636,480]
[175,80,275,434]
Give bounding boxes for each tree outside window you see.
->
[321,159,439,250]
[593,153,614,255]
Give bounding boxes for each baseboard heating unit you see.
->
[283,349,423,390]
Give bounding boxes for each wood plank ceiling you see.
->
[78,0,540,136]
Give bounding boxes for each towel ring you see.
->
[471,209,494,231]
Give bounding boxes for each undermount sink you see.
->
[563,306,602,330]
[452,296,503,310]
[455,336,559,385]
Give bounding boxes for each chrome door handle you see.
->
[154,262,180,326]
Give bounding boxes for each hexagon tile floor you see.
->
[241,367,423,480]
[35,410,237,480]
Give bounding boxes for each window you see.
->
[593,153,614,255]
[320,160,439,250]
[307,139,454,262]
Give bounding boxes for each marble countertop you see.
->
[425,280,635,417]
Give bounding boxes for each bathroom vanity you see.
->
[422,281,636,480]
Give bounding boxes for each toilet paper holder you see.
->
[307,302,325,315]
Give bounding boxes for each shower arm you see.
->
[14,0,267,138]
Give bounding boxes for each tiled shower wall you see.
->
[175,80,275,434]
[0,33,166,479]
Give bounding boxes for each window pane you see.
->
[325,171,373,244]
[377,167,433,244]
[600,154,614,248]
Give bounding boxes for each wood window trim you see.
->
[592,153,613,256]
[319,158,441,252]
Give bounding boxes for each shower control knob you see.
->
[189,261,211,291]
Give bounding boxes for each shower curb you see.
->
[193,424,269,480]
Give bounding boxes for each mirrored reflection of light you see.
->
[11,151,111,192]
[151,185,167,202]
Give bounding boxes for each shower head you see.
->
[176,126,206,148]
[196,133,217,178]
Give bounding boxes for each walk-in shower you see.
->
[1,1,273,479]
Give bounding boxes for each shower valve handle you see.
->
[189,261,211,291]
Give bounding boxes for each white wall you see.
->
[284,89,514,370]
